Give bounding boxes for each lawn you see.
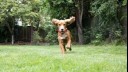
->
[0,45,127,72]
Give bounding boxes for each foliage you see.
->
[91,34,103,45]
[122,0,127,6]
[47,0,75,19]
[0,0,48,44]
[0,0,126,45]
[0,0,47,28]
[90,0,123,44]
[83,29,91,44]
[32,31,42,44]
[45,29,58,44]
[41,16,58,44]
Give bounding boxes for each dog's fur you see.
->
[52,16,75,54]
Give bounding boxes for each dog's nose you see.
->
[61,29,64,31]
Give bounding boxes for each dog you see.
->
[52,16,75,54]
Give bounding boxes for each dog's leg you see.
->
[66,39,72,51]
[59,44,65,54]
[63,44,66,52]
[58,39,65,54]
[65,31,72,51]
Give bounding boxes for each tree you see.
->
[0,0,44,44]
[74,0,84,44]
[0,0,19,44]
[90,0,124,44]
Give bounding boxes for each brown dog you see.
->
[52,16,75,54]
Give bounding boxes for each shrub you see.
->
[41,19,58,44]
[32,31,42,45]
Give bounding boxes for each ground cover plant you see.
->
[0,45,127,72]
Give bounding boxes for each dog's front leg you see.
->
[66,31,71,49]
[66,39,71,48]
[58,39,65,54]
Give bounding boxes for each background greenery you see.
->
[0,0,127,45]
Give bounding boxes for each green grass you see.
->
[0,45,127,72]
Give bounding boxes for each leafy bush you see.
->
[91,34,103,45]
[41,18,58,44]
[83,29,91,44]
[90,0,123,44]
[45,28,58,44]
[32,31,42,45]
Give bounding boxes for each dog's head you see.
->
[52,16,75,32]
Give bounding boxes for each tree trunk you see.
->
[11,34,14,44]
[30,26,33,43]
[75,0,84,44]
[117,5,127,43]
[5,17,15,45]
[30,19,34,44]
[11,17,15,45]
[108,31,113,43]
[121,6,127,43]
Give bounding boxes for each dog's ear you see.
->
[52,19,59,25]
[64,16,75,25]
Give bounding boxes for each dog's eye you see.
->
[64,24,66,26]
[58,24,61,26]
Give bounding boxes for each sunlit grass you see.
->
[0,45,127,72]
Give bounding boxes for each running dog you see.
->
[52,16,75,54]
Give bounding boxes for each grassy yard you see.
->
[0,45,127,72]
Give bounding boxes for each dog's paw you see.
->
[65,45,70,48]
[66,45,72,51]
[68,48,72,51]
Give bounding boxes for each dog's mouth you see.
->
[59,29,67,34]
[60,30,65,34]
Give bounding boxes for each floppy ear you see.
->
[52,19,59,25]
[64,16,75,25]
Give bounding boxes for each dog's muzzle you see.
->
[59,26,65,32]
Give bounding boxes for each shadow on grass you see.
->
[65,51,76,54]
